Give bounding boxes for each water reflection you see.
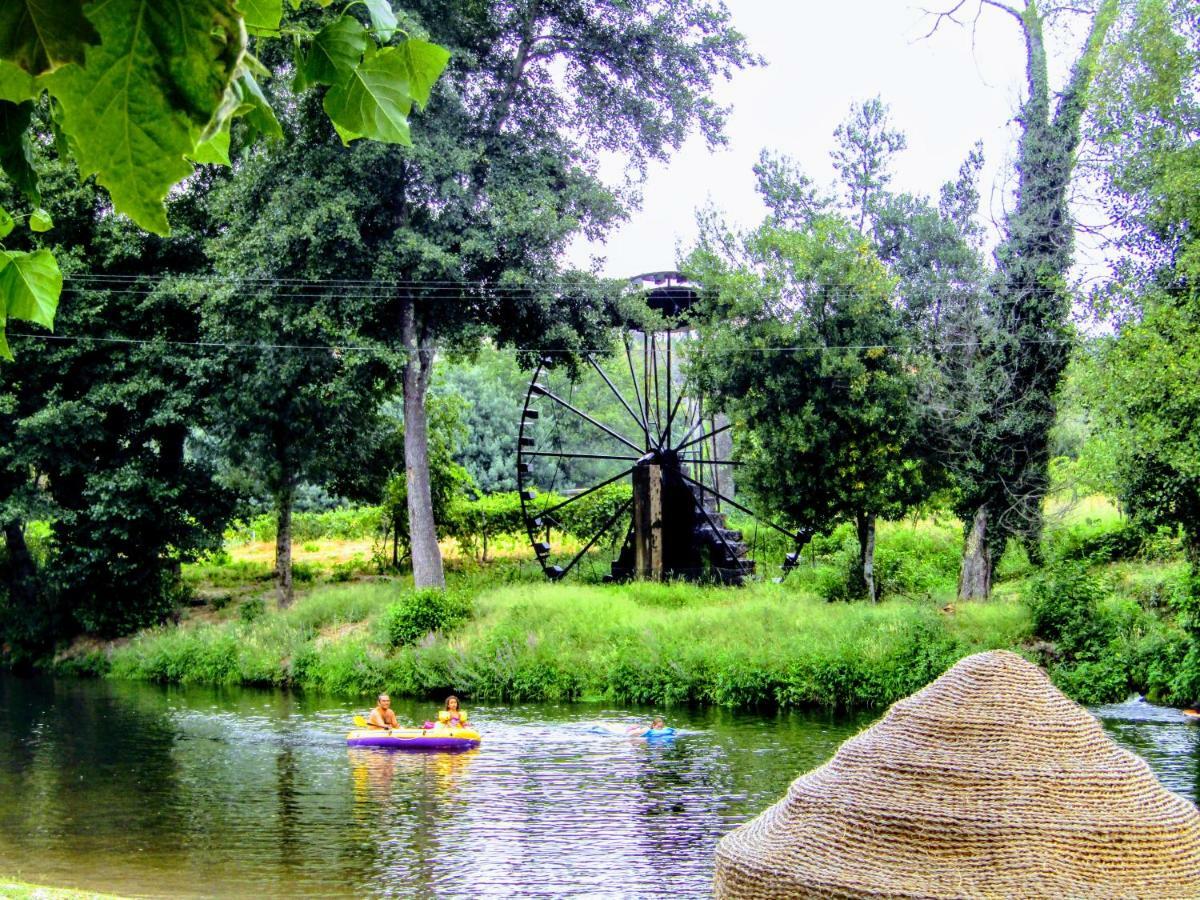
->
[0,676,1195,898]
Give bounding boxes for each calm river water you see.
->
[0,676,1196,898]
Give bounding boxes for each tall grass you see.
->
[104,579,1034,711]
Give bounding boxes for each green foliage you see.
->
[0,147,234,649]
[228,507,383,544]
[687,215,929,599]
[239,596,266,624]
[0,0,449,356]
[950,0,1119,560]
[381,587,471,647]
[103,576,1036,710]
[1026,562,1117,661]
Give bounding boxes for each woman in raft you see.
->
[437,695,469,728]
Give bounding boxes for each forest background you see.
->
[0,0,1198,712]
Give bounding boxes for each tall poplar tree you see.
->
[928,0,1120,599]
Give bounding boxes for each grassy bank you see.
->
[95,580,1029,711]
[52,496,1199,711]
[0,878,124,899]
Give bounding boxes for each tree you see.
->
[0,149,232,655]
[216,0,757,590]
[926,0,1120,599]
[0,0,448,357]
[750,102,990,596]
[1084,0,1200,702]
[687,217,926,602]
[831,97,908,233]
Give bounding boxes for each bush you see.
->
[1025,561,1115,660]
[239,597,266,624]
[382,589,473,647]
[1045,519,1156,566]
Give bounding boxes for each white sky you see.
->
[568,0,1102,279]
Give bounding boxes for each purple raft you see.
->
[346,727,481,751]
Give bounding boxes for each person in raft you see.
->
[438,695,469,728]
[367,693,400,730]
[628,717,666,736]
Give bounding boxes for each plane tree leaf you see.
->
[363,0,399,41]
[0,100,39,203]
[0,60,37,102]
[191,121,233,166]
[238,0,283,35]
[0,248,62,359]
[397,39,450,110]
[301,15,368,87]
[0,207,14,239]
[47,0,245,235]
[324,40,448,146]
[0,0,99,75]
[29,208,53,232]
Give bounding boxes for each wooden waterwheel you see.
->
[515,272,805,583]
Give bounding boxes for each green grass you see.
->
[98,576,1037,711]
[60,496,1198,711]
[0,878,125,899]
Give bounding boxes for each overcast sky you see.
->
[568,0,1101,279]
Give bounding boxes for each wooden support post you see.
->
[633,464,664,580]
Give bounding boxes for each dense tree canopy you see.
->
[687,217,926,602]
[214,0,757,589]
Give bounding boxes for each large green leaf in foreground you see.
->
[0,0,99,75]
[0,248,62,360]
[47,0,245,234]
[324,40,449,145]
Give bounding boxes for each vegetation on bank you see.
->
[0,877,124,899]
[55,499,1198,712]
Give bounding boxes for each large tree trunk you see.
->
[958,505,991,601]
[856,511,877,603]
[275,484,295,608]
[401,299,445,590]
[3,520,39,613]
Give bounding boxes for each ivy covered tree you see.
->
[926,0,1120,599]
[687,217,927,602]
[214,0,757,589]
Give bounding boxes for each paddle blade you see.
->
[354,715,368,727]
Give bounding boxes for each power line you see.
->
[6,331,1079,356]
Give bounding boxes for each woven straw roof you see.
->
[714,650,1200,899]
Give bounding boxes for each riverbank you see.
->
[0,877,123,899]
[46,498,1200,711]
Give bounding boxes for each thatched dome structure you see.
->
[714,650,1200,898]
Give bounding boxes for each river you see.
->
[0,676,1195,898]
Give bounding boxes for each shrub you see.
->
[382,589,473,647]
[1025,561,1115,660]
[239,597,266,624]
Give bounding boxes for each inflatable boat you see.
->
[346,726,481,751]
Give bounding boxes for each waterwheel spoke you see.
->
[678,457,742,466]
[588,353,649,446]
[658,377,689,448]
[523,451,641,462]
[558,497,635,579]
[674,421,731,454]
[677,471,799,541]
[538,466,637,520]
[531,385,644,454]
[623,335,649,446]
